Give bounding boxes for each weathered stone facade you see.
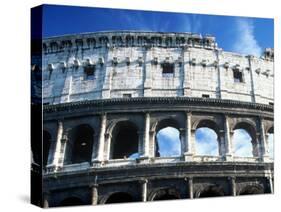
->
[39,31,274,207]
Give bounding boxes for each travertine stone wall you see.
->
[42,31,274,105]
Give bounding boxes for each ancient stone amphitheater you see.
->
[37,31,274,207]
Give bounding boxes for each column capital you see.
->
[90,183,99,188]
[139,179,148,184]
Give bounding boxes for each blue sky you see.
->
[42,4,273,56]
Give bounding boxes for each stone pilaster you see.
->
[93,114,107,163]
[268,175,274,194]
[141,113,150,158]
[43,192,49,208]
[49,121,64,170]
[259,118,269,162]
[140,179,148,202]
[187,177,193,199]
[91,184,99,205]
[184,112,194,161]
[104,133,112,161]
[230,177,236,196]
[223,116,233,161]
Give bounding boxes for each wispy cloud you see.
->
[268,134,274,159]
[233,129,253,157]
[157,127,181,156]
[195,128,219,156]
[232,18,262,56]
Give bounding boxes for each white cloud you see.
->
[156,127,181,157]
[233,129,253,157]
[195,128,219,156]
[232,18,262,56]
[268,133,274,159]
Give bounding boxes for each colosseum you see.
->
[32,31,274,207]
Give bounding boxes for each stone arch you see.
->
[66,124,95,164]
[154,118,182,157]
[104,192,135,204]
[238,184,264,195]
[194,119,221,156]
[43,130,52,167]
[149,188,181,201]
[59,196,85,207]
[110,121,140,159]
[195,185,225,198]
[233,122,258,157]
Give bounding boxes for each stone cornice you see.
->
[43,31,218,54]
[43,97,273,114]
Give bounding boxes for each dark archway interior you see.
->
[105,192,134,204]
[153,189,180,201]
[239,186,263,195]
[199,186,224,198]
[112,122,139,159]
[59,197,85,207]
[43,131,51,167]
[71,125,94,164]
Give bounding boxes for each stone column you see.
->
[143,48,152,97]
[140,179,148,202]
[184,112,193,161]
[93,114,107,163]
[91,184,99,205]
[43,192,49,208]
[142,113,150,158]
[223,116,233,161]
[259,118,269,161]
[188,177,194,199]
[219,130,226,157]
[51,121,64,169]
[230,177,236,196]
[268,175,274,194]
[104,133,112,161]
[149,130,156,158]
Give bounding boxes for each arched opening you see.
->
[233,122,256,157]
[198,186,224,198]
[239,185,263,195]
[152,189,180,201]
[43,131,51,167]
[155,119,181,157]
[59,197,85,207]
[105,192,134,204]
[195,120,220,156]
[268,127,274,159]
[111,121,139,159]
[70,124,94,164]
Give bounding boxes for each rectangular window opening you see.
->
[162,63,174,76]
[202,94,210,98]
[269,102,274,106]
[123,94,132,98]
[233,70,243,83]
[84,65,95,80]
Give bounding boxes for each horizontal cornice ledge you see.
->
[43,97,273,113]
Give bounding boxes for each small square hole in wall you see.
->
[123,94,132,98]
[162,63,174,76]
[84,65,95,80]
[233,70,243,83]
[202,94,210,98]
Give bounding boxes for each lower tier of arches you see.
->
[42,175,273,208]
